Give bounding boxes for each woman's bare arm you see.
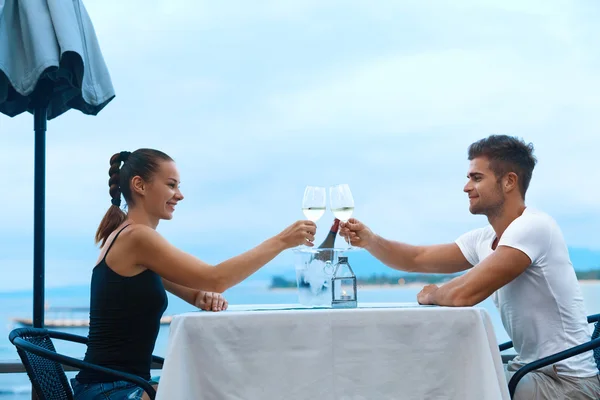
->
[129,221,314,292]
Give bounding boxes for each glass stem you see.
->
[342,220,351,249]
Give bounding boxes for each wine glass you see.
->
[302,186,326,222]
[329,184,355,249]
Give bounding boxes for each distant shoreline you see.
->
[269,279,600,291]
[579,279,600,284]
[1,278,599,296]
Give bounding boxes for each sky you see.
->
[1,0,600,291]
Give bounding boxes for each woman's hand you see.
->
[276,220,317,248]
[196,291,228,312]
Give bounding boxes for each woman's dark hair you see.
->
[95,148,173,246]
[468,134,537,199]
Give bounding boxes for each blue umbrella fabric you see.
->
[0,0,115,328]
[0,0,115,118]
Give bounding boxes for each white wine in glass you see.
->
[331,206,354,222]
[329,184,355,248]
[303,207,326,221]
[302,186,327,222]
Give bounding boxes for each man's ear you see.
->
[504,172,518,194]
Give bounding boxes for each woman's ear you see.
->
[131,176,145,197]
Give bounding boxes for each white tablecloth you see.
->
[156,304,509,400]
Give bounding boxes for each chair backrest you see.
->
[592,321,600,372]
[9,328,73,400]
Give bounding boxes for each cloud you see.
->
[2,0,600,292]
[260,45,600,139]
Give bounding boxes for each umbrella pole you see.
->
[33,105,47,329]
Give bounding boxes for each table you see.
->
[156,303,509,400]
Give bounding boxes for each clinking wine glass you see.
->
[302,186,326,248]
[329,183,354,249]
[302,186,327,222]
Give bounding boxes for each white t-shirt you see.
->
[455,208,598,377]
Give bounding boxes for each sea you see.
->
[1,282,600,399]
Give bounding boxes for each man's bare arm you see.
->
[367,236,472,274]
[418,245,531,306]
[340,219,472,274]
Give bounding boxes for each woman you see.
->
[71,149,316,399]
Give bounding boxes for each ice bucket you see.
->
[292,247,344,307]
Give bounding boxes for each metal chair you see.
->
[9,327,164,400]
[498,313,600,399]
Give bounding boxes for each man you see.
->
[340,135,600,399]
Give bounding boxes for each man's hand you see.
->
[196,291,228,312]
[339,218,375,248]
[417,284,439,305]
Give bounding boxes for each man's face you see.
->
[463,157,505,216]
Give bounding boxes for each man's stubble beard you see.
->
[470,185,505,219]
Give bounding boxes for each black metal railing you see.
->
[0,359,165,374]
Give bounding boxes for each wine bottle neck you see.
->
[330,219,340,233]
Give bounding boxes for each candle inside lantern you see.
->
[331,256,357,308]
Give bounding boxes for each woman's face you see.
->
[143,160,184,220]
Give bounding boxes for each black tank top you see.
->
[76,225,168,383]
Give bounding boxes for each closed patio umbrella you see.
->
[0,0,115,327]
